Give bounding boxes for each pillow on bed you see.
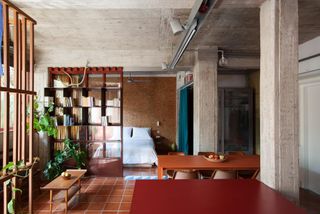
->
[110,127,132,140]
[132,127,151,139]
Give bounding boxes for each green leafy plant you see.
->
[32,100,57,138]
[1,158,40,213]
[43,138,86,180]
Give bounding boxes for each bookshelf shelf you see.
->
[46,67,124,177]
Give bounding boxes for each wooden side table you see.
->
[41,169,86,213]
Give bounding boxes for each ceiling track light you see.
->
[169,20,198,70]
[170,18,185,35]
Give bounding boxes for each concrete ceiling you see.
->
[11,0,195,69]
[190,0,320,54]
[10,0,320,72]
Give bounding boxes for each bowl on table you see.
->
[61,172,72,180]
[203,154,227,163]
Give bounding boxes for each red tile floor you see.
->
[32,177,135,214]
[22,167,320,214]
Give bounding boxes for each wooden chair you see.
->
[166,152,185,179]
[228,152,258,179]
[251,170,260,180]
[173,170,200,179]
[166,152,200,180]
[198,152,216,179]
[211,170,237,179]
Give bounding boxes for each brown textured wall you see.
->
[123,77,176,147]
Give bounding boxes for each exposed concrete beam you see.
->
[216,0,266,8]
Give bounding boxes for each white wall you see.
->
[299,36,320,194]
[299,36,320,74]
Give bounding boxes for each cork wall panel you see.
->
[123,77,176,146]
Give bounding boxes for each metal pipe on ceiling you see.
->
[168,0,219,69]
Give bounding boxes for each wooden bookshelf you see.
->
[45,67,124,177]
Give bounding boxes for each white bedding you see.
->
[123,137,158,165]
[92,135,158,165]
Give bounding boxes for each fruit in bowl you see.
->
[208,154,214,159]
[219,155,225,160]
[61,172,71,179]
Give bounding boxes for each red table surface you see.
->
[130,179,306,214]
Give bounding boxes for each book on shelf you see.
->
[105,82,120,88]
[89,108,102,124]
[62,97,75,107]
[72,108,82,124]
[44,97,54,107]
[81,96,94,107]
[63,114,75,126]
[57,126,68,140]
[106,98,121,124]
[54,142,65,151]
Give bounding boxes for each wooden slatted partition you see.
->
[1,0,37,213]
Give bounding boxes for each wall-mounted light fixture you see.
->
[218,50,228,67]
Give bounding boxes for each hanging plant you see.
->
[32,99,57,138]
[1,158,40,213]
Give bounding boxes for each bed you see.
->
[93,127,158,166]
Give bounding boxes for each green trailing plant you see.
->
[43,138,86,180]
[1,158,40,214]
[32,99,57,138]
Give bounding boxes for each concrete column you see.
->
[193,47,218,154]
[260,0,299,200]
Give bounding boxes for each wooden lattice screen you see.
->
[0,0,36,213]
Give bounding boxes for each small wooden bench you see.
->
[41,169,86,213]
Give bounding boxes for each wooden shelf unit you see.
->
[45,67,124,177]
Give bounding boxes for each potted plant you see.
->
[32,99,86,180]
[43,138,86,180]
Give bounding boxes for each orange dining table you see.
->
[157,155,260,179]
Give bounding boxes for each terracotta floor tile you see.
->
[33,203,51,211]
[122,195,132,203]
[104,180,116,185]
[68,210,85,214]
[111,189,124,196]
[93,195,109,203]
[114,185,125,189]
[119,202,131,211]
[70,202,90,210]
[124,189,134,195]
[35,211,51,214]
[116,180,126,185]
[101,212,118,214]
[87,202,105,211]
[86,211,103,214]
[126,180,136,185]
[108,195,122,203]
[97,189,112,196]
[103,202,120,211]
[51,211,66,214]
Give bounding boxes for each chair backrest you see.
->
[168,152,185,156]
[228,151,246,156]
[174,171,199,179]
[211,170,236,179]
